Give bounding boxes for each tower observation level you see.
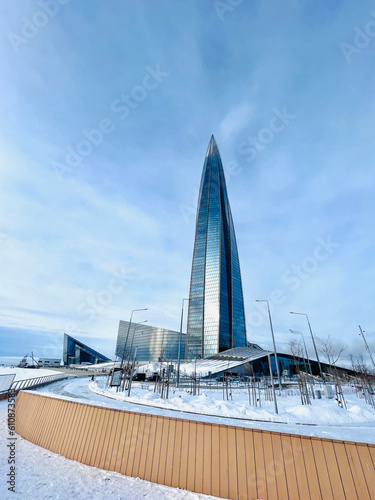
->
[186,136,247,359]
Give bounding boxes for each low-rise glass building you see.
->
[115,320,186,362]
[63,333,111,365]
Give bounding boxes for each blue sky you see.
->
[0,0,374,366]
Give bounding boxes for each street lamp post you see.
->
[121,308,148,368]
[290,312,324,382]
[289,329,313,376]
[255,300,282,394]
[177,298,189,388]
[267,353,278,414]
[358,325,375,370]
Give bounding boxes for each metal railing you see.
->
[10,372,68,393]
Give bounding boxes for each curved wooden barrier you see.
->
[14,391,375,500]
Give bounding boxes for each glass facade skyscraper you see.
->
[186,136,247,359]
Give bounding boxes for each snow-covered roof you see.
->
[180,346,272,377]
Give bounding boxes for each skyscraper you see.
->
[186,136,247,359]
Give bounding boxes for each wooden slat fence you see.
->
[13,391,375,500]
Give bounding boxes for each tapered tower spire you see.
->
[186,136,247,359]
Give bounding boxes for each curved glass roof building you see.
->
[186,136,247,359]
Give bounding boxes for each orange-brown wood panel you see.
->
[143,415,158,482]
[137,414,152,480]
[81,403,101,466]
[356,444,375,499]
[97,409,116,470]
[211,424,220,498]
[178,418,190,491]
[164,418,177,487]
[235,428,248,500]
[111,411,129,473]
[58,402,77,457]
[227,426,238,500]
[75,404,91,461]
[119,411,136,476]
[270,433,289,500]
[300,437,322,500]
[219,425,229,500]
[121,412,139,476]
[171,418,183,488]
[150,416,164,484]
[20,394,35,441]
[290,435,311,500]
[66,403,84,460]
[369,445,375,466]
[320,440,346,500]
[97,408,114,468]
[29,396,45,444]
[29,395,42,441]
[86,406,105,467]
[253,430,267,500]
[76,404,95,464]
[243,429,258,500]
[344,442,371,500]
[37,397,53,449]
[13,394,24,436]
[16,393,30,438]
[52,401,69,456]
[333,442,358,500]
[262,432,278,500]
[130,413,145,478]
[194,422,204,494]
[48,399,62,449]
[157,418,170,486]
[36,397,52,449]
[309,438,334,500]
[202,423,212,496]
[126,413,142,477]
[186,421,197,493]
[35,398,50,446]
[45,398,64,453]
[64,402,81,458]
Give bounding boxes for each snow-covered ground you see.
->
[0,399,226,500]
[89,378,375,439]
[0,366,61,381]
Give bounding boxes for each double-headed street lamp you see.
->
[177,298,189,388]
[290,312,324,382]
[255,299,282,394]
[289,329,312,376]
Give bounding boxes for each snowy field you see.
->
[0,399,225,500]
[0,366,61,381]
[90,378,375,439]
